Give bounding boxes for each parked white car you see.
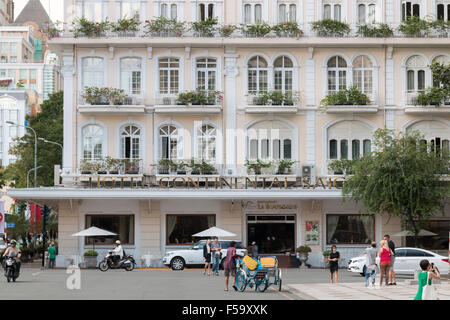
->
[348,247,449,276]
[0,237,6,251]
[163,240,248,270]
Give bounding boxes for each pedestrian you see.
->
[384,234,396,285]
[48,242,56,269]
[414,259,440,300]
[378,240,393,287]
[203,238,212,276]
[224,241,239,292]
[211,236,222,276]
[365,242,377,288]
[328,245,340,284]
[250,241,258,258]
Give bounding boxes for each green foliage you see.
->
[144,17,185,36]
[322,250,332,257]
[82,86,127,105]
[276,159,295,174]
[272,21,303,38]
[241,22,272,37]
[4,92,63,188]
[83,250,98,257]
[430,61,450,91]
[245,159,272,174]
[72,17,110,37]
[415,87,449,106]
[110,17,141,33]
[296,245,312,253]
[191,18,218,36]
[357,23,393,37]
[430,19,450,36]
[252,90,299,106]
[219,25,237,37]
[398,16,430,36]
[338,129,450,236]
[311,19,350,37]
[176,90,223,105]
[328,159,358,175]
[320,86,371,108]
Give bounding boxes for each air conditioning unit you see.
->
[123,96,134,105]
[301,164,315,178]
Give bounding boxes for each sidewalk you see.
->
[286,281,450,300]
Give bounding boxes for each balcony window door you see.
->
[82,57,104,88]
[121,1,140,19]
[120,57,142,95]
[278,3,297,22]
[248,56,268,94]
[327,56,347,93]
[120,125,141,160]
[159,57,179,95]
[83,1,103,22]
[273,56,293,93]
[352,55,373,100]
[199,3,215,21]
[197,124,217,161]
[437,3,450,21]
[402,1,420,20]
[358,3,376,24]
[196,58,217,91]
[159,124,179,160]
[82,124,104,161]
[244,2,263,24]
[323,3,341,21]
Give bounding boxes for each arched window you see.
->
[120,57,142,95]
[353,55,374,98]
[278,3,296,22]
[407,120,450,156]
[248,56,268,94]
[82,57,104,88]
[327,120,372,169]
[83,1,102,22]
[432,55,450,88]
[405,55,426,104]
[199,3,215,21]
[159,124,179,160]
[247,120,293,161]
[358,3,376,24]
[323,3,341,21]
[274,56,293,93]
[196,58,217,91]
[121,1,140,19]
[158,57,180,94]
[327,56,347,93]
[197,124,217,161]
[120,125,141,159]
[402,1,420,20]
[82,125,104,160]
[243,1,263,23]
[160,3,177,19]
[437,2,450,21]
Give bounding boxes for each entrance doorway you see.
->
[247,215,296,254]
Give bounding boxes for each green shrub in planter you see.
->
[430,19,450,37]
[311,19,350,37]
[322,250,332,257]
[241,22,271,37]
[414,87,449,106]
[219,24,237,37]
[272,21,303,38]
[191,18,218,37]
[328,159,357,175]
[320,86,371,108]
[277,159,295,174]
[398,16,430,37]
[296,245,312,253]
[357,23,393,37]
[83,250,98,257]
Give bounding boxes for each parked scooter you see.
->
[99,250,136,271]
[3,255,20,282]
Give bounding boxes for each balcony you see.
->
[322,90,379,114]
[404,90,450,114]
[240,91,300,114]
[152,91,222,114]
[77,88,146,114]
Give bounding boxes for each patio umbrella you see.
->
[72,226,117,250]
[392,229,438,237]
[192,226,236,238]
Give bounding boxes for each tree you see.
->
[331,129,450,246]
[4,91,63,188]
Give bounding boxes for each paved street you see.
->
[0,267,448,300]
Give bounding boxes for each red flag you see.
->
[30,203,35,234]
[36,205,41,229]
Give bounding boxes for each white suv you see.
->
[163,240,248,270]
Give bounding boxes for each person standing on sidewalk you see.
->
[328,245,340,284]
[48,242,56,269]
[224,241,239,292]
[414,259,440,300]
[211,237,222,276]
[384,234,397,285]
[378,240,393,287]
[250,241,258,258]
[203,238,212,276]
[365,242,377,288]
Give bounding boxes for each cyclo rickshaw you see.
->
[235,255,282,292]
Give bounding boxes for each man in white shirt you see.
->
[112,240,123,265]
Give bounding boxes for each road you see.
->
[0,267,379,300]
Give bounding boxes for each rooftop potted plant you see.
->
[414,87,448,106]
[123,159,140,174]
[80,160,94,174]
[111,16,141,36]
[219,24,237,37]
[82,86,107,105]
[398,16,430,37]
[144,17,185,37]
[72,17,110,37]
[356,23,393,37]
[42,23,60,39]
[277,159,295,174]
[105,156,121,174]
[176,160,189,175]
[320,86,370,109]
[430,19,450,37]
[191,18,218,37]
[272,21,303,38]
[311,19,350,37]
[200,160,217,175]
[157,159,174,174]
[189,159,202,175]
[83,250,98,268]
[240,22,272,37]
[245,159,272,175]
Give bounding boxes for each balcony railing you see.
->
[78,158,144,175]
[245,92,299,107]
[405,90,450,106]
[78,94,144,106]
[323,90,378,106]
[155,90,223,106]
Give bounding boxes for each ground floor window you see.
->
[326,214,374,244]
[166,214,215,245]
[406,220,450,250]
[85,215,134,245]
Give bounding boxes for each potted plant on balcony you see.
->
[219,24,237,37]
[42,23,60,39]
[191,18,218,37]
[189,159,202,175]
[105,156,121,174]
[414,87,448,106]
[245,159,271,175]
[272,21,303,38]
[96,159,107,174]
[311,19,350,37]
[83,250,98,268]
[200,160,217,175]
[176,161,189,175]
[144,17,185,37]
[80,160,94,174]
[252,91,270,105]
[398,16,430,37]
[124,159,140,174]
[82,86,107,105]
[296,245,312,267]
[277,159,295,174]
[72,17,110,37]
[430,19,450,37]
[240,22,272,37]
[157,159,172,174]
[206,90,223,105]
[111,17,141,37]
[320,86,370,110]
[322,249,332,268]
[357,23,393,37]
[106,88,127,105]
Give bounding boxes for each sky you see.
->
[14,0,64,22]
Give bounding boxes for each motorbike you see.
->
[99,250,136,272]
[3,255,19,282]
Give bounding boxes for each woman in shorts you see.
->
[328,245,340,284]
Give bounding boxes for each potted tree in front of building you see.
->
[296,245,312,268]
[83,250,98,268]
[276,159,295,175]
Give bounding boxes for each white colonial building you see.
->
[8,0,450,268]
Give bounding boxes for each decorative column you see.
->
[61,51,75,177]
[305,0,316,34]
[385,46,395,132]
[305,47,315,170]
[224,53,239,175]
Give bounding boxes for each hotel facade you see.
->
[8,0,450,267]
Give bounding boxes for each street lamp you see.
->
[38,138,63,166]
[6,121,38,188]
[27,166,42,188]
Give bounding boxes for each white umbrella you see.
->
[72,226,117,250]
[392,229,438,237]
[192,226,236,238]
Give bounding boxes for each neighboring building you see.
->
[0,78,31,167]
[0,0,14,26]
[8,0,450,268]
